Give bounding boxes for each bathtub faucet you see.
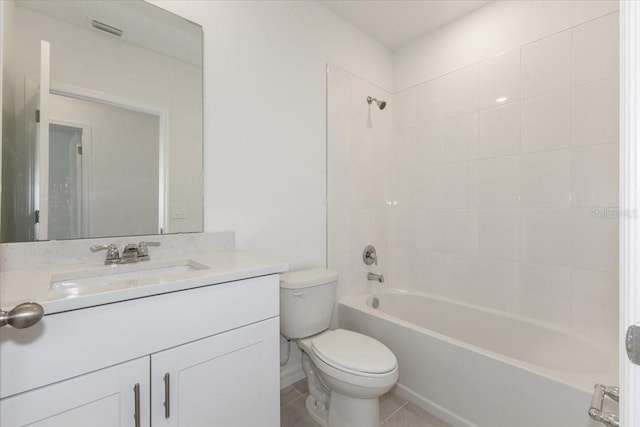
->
[367,272,384,283]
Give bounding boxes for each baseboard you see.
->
[280,365,305,389]
[394,384,479,427]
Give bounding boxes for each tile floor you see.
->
[280,379,453,427]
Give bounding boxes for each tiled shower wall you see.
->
[327,65,393,316]
[390,12,619,346]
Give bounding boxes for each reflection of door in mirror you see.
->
[48,124,84,240]
[49,93,161,239]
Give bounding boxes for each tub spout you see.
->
[368,272,384,283]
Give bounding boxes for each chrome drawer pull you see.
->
[589,384,619,427]
[133,383,141,427]
[0,302,44,329]
[163,373,171,418]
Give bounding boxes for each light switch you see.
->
[172,203,187,219]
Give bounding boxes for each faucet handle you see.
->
[137,241,160,259]
[90,243,120,264]
[363,245,378,266]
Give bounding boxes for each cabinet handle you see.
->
[133,383,141,427]
[163,373,171,418]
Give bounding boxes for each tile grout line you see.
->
[380,400,409,425]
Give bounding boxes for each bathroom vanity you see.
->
[0,243,287,427]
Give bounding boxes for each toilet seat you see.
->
[310,329,397,375]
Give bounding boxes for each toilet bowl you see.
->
[280,269,399,427]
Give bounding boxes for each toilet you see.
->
[280,268,398,427]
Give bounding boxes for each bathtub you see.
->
[339,290,618,427]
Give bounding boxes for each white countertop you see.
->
[0,252,289,314]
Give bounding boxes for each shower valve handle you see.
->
[363,245,378,265]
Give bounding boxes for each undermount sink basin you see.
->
[50,259,209,296]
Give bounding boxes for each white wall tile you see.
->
[571,143,619,207]
[328,161,350,209]
[572,12,619,87]
[478,102,520,158]
[393,127,419,170]
[521,90,571,153]
[443,64,479,118]
[416,166,444,208]
[519,263,572,328]
[467,161,479,207]
[571,269,618,346]
[571,208,618,273]
[328,113,351,163]
[572,78,619,147]
[442,162,469,208]
[371,129,391,170]
[476,156,520,208]
[393,169,418,209]
[412,252,447,295]
[328,208,350,257]
[389,209,416,250]
[328,66,352,117]
[350,209,375,254]
[520,150,571,207]
[351,165,386,209]
[415,209,444,253]
[394,87,417,128]
[521,31,571,99]
[442,209,479,256]
[389,247,417,289]
[521,208,571,268]
[444,113,478,162]
[444,255,519,313]
[478,49,521,110]
[416,77,445,123]
[479,209,520,261]
[350,124,372,166]
[328,255,350,300]
[416,209,478,256]
[417,122,445,165]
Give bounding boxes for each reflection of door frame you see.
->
[48,120,92,238]
[49,82,169,235]
[621,1,640,424]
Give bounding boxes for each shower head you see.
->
[367,96,387,110]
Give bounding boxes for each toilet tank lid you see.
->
[279,268,338,289]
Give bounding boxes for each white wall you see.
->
[390,1,620,347]
[152,0,394,384]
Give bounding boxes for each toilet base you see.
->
[305,394,329,427]
[328,391,380,427]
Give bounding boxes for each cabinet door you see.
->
[151,317,280,427]
[0,357,150,427]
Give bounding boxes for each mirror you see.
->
[1,0,203,242]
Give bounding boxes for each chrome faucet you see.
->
[367,272,384,283]
[91,241,160,265]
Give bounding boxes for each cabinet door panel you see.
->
[151,317,279,427]
[0,357,150,427]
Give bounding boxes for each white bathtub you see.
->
[339,290,618,427]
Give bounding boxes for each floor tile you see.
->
[281,385,303,407]
[381,402,453,427]
[291,378,309,395]
[281,396,309,427]
[379,387,407,422]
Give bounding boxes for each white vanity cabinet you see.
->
[0,274,281,427]
[0,357,151,427]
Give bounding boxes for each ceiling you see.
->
[320,0,492,50]
[17,0,202,66]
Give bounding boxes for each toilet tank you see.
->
[279,268,338,339]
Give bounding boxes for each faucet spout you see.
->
[367,272,384,283]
